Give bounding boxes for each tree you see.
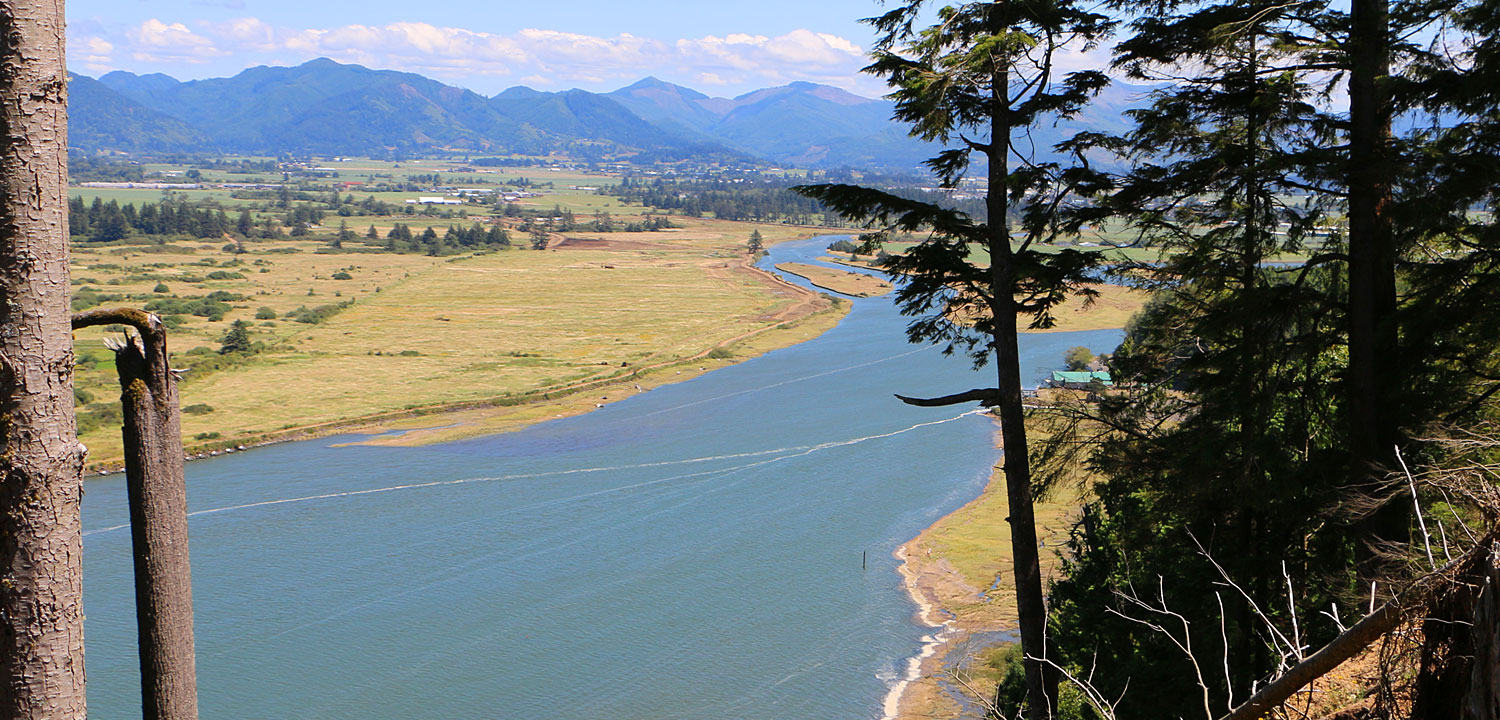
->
[218,320,253,355]
[1062,346,1093,371]
[747,228,764,254]
[798,3,1112,716]
[0,3,89,715]
[72,310,198,720]
[333,220,355,249]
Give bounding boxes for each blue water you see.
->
[80,236,1123,719]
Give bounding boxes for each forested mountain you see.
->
[95,59,551,156]
[67,73,211,154]
[70,57,1148,168]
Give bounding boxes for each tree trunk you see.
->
[0,2,87,717]
[1463,544,1500,720]
[74,310,198,720]
[1347,0,1405,575]
[986,63,1057,720]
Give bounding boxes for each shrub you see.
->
[182,404,215,415]
[153,282,169,293]
[254,306,277,320]
[332,271,353,280]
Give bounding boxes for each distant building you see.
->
[406,196,462,205]
[1047,370,1113,390]
[78,182,202,190]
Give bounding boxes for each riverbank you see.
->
[79,224,848,470]
[891,428,1082,720]
[774,261,893,298]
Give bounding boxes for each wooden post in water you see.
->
[73,309,198,720]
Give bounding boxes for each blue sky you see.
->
[66,0,904,97]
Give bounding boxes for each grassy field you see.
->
[71,218,845,468]
[1022,283,1150,333]
[773,262,893,297]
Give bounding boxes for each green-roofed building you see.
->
[1048,370,1113,389]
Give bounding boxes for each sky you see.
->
[65,0,910,98]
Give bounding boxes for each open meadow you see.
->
[71,217,845,469]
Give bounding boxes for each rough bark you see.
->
[1347,0,1405,575]
[1463,545,1500,720]
[985,62,1057,720]
[73,310,198,720]
[0,2,86,718]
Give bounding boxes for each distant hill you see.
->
[68,73,211,154]
[70,58,1149,170]
[607,77,941,170]
[96,59,550,155]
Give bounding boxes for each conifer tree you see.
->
[799,2,1112,715]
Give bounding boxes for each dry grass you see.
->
[774,262,893,297]
[1024,284,1150,334]
[72,218,846,468]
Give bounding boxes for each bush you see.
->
[1063,345,1094,371]
[182,404,215,415]
[153,282,169,293]
[254,306,277,320]
[206,270,245,280]
[193,431,221,441]
[73,387,95,406]
[331,271,353,280]
[828,239,861,254]
[285,301,351,325]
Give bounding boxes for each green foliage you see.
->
[218,320,254,355]
[747,228,764,254]
[254,306,277,320]
[73,387,95,406]
[331,271,353,280]
[144,296,232,322]
[153,282,169,293]
[1063,346,1093,371]
[182,404,215,415]
[284,301,352,325]
[206,270,245,281]
[827,239,860,254]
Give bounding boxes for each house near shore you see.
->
[1046,370,1113,390]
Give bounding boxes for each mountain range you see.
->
[69,57,1147,171]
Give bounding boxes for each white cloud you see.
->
[74,35,115,73]
[79,19,878,95]
[125,19,226,63]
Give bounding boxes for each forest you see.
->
[795,0,1500,718]
[6,0,1500,719]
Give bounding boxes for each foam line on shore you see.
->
[881,545,957,720]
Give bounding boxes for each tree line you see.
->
[801,1,1500,719]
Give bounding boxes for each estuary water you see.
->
[80,236,1124,719]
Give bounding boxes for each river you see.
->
[80,236,1124,719]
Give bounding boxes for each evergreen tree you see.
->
[218,320,253,355]
[799,2,1113,715]
[747,229,764,254]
